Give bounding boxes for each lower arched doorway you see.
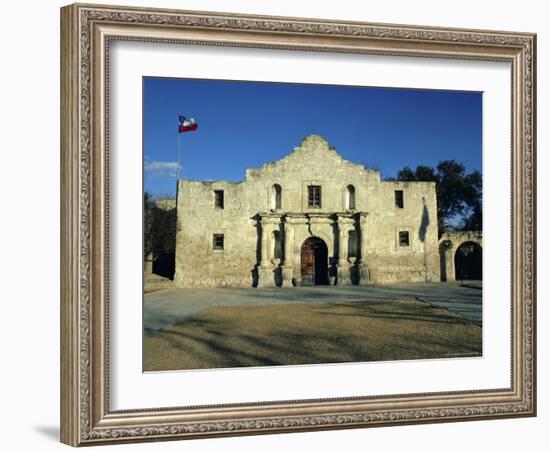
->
[300,237,329,286]
[454,241,482,281]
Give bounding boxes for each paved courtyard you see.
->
[144,282,482,334]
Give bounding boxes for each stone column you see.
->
[446,246,456,282]
[438,240,455,282]
[287,214,309,286]
[357,213,369,285]
[337,214,354,286]
[281,218,294,287]
[258,215,276,288]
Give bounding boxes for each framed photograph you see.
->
[60,3,536,446]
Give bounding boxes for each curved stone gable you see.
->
[245,134,378,182]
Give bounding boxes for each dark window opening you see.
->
[214,190,224,209]
[399,231,410,246]
[213,233,224,250]
[395,190,404,208]
[308,185,322,208]
[273,184,282,209]
[347,185,356,210]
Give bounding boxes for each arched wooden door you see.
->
[300,237,329,285]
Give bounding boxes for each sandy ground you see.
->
[144,282,482,334]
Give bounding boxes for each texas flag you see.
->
[178,114,198,133]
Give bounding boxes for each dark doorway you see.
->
[300,237,329,285]
[152,252,175,280]
[454,242,482,280]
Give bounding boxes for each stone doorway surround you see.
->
[256,211,369,287]
[300,236,329,285]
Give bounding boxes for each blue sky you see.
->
[143,77,482,197]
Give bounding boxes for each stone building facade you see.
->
[174,135,440,288]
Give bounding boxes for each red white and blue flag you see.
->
[178,114,198,133]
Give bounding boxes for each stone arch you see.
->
[438,231,482,282]
[309,230,334,257]
[300,236,329,286]
[455,241,482,280]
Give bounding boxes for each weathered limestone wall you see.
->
[174,180,258,287]
[174,135,440,287]
[365,181,439,283]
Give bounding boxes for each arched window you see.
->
[272,184,282,209]
[346,185,356,210]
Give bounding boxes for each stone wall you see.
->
[439,231,483,282]
[174,135,440,287]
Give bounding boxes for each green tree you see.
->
[144,192,177,260]
[151,207,177,255]
[393,160,482,235]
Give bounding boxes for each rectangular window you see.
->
[308,185,322,208]
[399,231,410,247]
[395,190,404,208]
[214,190,224,209]
[213,233,224,250]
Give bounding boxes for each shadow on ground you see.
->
[144,282,483,335]
[144,298,482,371]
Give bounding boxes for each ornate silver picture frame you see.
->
[60,3,536,446]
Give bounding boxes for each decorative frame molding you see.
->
[60,3,536,446]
